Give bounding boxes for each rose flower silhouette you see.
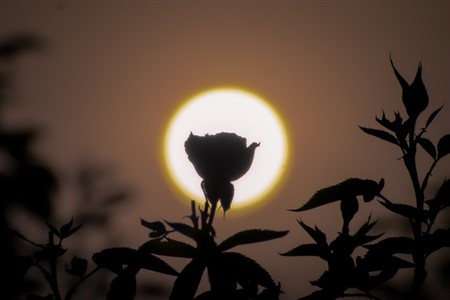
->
[184,132,259,214]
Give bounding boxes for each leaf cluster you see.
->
[285,58,450,299]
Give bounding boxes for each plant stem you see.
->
[64,267,100,300]
[48,232,62,300]
[404,126,427,297]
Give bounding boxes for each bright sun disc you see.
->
[163,88,289,210]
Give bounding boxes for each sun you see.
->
[163,87,289,211]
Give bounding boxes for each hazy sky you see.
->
[1,0,449,298]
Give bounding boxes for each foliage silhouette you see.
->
[1,33,137,300]
[138,200,287,300]
[283,58,450,299]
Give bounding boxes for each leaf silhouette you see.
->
[107,270,136,300]
[219,252,276,289]
[65,255,87,277]
[45,222,61,239]
[170,258,206,300]
[142,238,196,258]
[218,229,288,252]
[92,247,135,274]
[364,237,416,255]
[136,252,178,276]
[141,219,167,237]
[427,179,450,211]
[290,178,383,212]
[165,221,196,239]
[379,199,425,220]
[297,220,327,245]
[425,105,443,128]
[279,244,329,260]
[423,228,450,255]
[359,126,399,145]
[437,134,450,159]
[417,137,436,159]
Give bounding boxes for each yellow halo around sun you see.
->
[162,87,289,211]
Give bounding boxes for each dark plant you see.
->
[97,132,287,300]
[283,58,450,299]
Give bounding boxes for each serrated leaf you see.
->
[219,252,275,289]
[279,244,328,260]
[290,178,382,212]
[365,237,416,255]
[297,220,327,245]
[92,247,136,274]
[417,137,436,159]
[218,229,288,252]
[170,258,206,300]
[141,238,196,258]
[437,134,450,159]
[378,200,420,220]
[355,217,378,238]
[136,252,178,276]
[165,221,196,239]
[359,126,398,145]
[425,105,443,128]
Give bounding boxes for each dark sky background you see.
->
[1,0,449,299]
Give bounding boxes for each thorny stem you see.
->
[421,158,439,192]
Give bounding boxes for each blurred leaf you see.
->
[417,138,436,159]
[65,255,87,277]
[170,258,206,300]
[59,218,73,239]
[34,245,67,261]
[66,223,83,238]
[92,247,135,274]
[140,219,167,238]
[136,252,178,276]
[25,294,54,300]
[359,126,398,145]
[107,270,136,300]
[437,134,450,159]
[141,238,196,258]
[280,244,328,260]
[218,229,288,252]
[165,221,196,239]
[45,222,60,239]
[102,190,130,206]
[0,33,44,60]
[425,105,443,128]
[9,229,42,247]
[423,228,450,255]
